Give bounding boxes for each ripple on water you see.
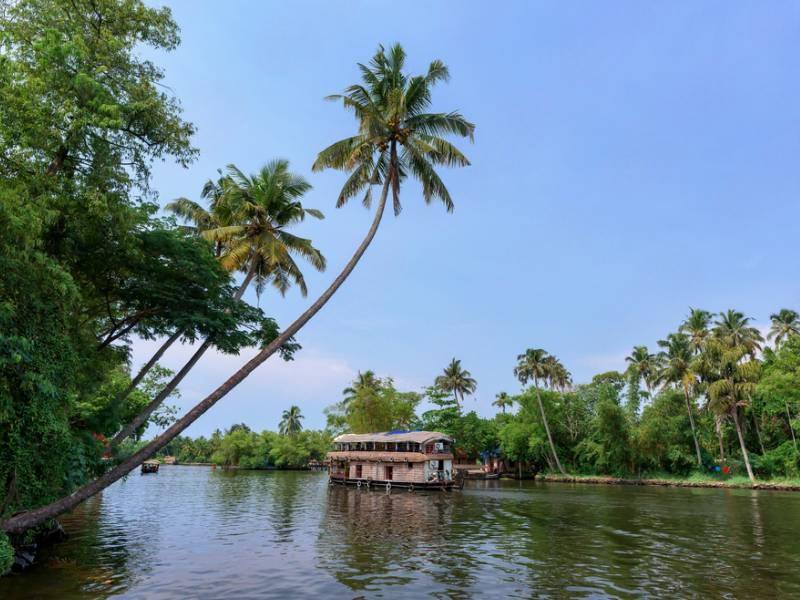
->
[2,470,800,598]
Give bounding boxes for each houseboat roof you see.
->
[333,430,453,445]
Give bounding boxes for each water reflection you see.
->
[2,470,800,599]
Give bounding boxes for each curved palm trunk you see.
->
[2,169,392,535]
[731,407,756,484]
[117,330,182,405]
[111,263,258,445]
[683,386,703,466]
[534,380,564,475]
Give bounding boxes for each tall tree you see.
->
[435,358,477,409]
[680,308,713,354]
[279,406,304,436]
[341,371,382,407]
[714,309,764,357]
[514,349,565,474]
[768,309,800,348]
[704,338,761,483]
[625,346,659,402]
[656,333,703,465]
[2,43,474,534]
[492,392,514,414]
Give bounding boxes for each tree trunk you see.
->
[2,160,393,535]
[534,381,565,474]
[716,416,725,462]
[117,329,182,405]
[785,401,797,449]
[111,262,258,445]
[683,386,703,466]
[731,407,756,484]
[752,408,766,455]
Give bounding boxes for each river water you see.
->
[2,466,799,598]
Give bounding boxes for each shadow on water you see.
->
[2,469,800,598]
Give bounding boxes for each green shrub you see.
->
[0,532,13,575]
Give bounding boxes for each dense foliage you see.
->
[159,419,331,470]
[0,0,296,525]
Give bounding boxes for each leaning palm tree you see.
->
[279,406,304,436]
[704,339,761,483]
[1,45,474,535]
[112,161,326,445]
[492,392,513,414]
[768,308,800,348]
[435,358,477,408]
[625,346,658,401]
[680,307,713,354]
[514,348,565,474]
[656,332,703,466]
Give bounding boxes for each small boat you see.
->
[141,460,160,474]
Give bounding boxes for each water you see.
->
[2,467,800,598]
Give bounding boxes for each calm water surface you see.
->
[3,467,800,598]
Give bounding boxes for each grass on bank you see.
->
[538,471,800,490]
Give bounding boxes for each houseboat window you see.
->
[385,466,393,480]
[355,465,362,478]
[407,462,413,469]
[425,444,434,453]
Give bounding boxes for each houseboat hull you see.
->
[328,475,462,490]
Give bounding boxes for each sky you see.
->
[135,1,800,436]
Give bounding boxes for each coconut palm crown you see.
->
[279,405,304,436]
[768,308,800,348]
[168,160,326,297]
[435,358,477,407]
[313,43,474,216]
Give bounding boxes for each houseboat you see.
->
[327,431,461,490]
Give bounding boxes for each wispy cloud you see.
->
[131,337,358,435]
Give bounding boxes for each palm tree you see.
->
[656,333,703,465]
[768,308,800,348]
[625,346,658,402]
[207,161,326,298]
[112,161,326,445]
[279,406,304,436]
[342,371,382,408]
[514,348,565,474]
[313,43,474,216]
[492,392,513,414]
[546,356,572,393]
[680,308,713,354]
[704,339,761,483]
[1,45,475,535]
[713,309,763,357]
[435,358,477,408]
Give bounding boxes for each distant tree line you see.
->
[333,308,800,483]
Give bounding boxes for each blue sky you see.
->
[136,1,800,436]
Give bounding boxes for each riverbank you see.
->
[538,473,800,491]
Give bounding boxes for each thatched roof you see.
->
[333,430,452,445]
[327,451,454,463]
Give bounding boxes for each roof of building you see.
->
[333,430,453,445]
[327,451,454,463]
